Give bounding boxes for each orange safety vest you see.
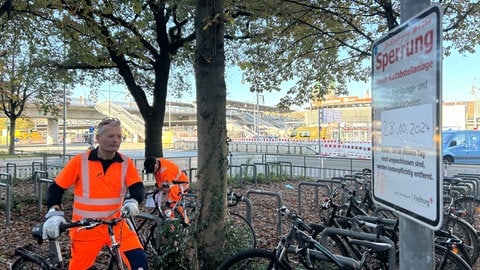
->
[155,158,189,185]
[73,152,127,220]
[55,151,140,221]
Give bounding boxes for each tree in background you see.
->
[3,1,478,157]
[9,0,198,158]
[0,11,70,154]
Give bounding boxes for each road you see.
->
[6,142,480,177]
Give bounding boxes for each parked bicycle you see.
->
[128,186,256,266]
[317,173,474,269]
[12,216,129,270]
[218,205,394,270]
[127,183,195,265]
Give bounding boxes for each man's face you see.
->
[96,125,123,153]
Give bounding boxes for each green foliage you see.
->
[152,219,193,269]
[228,0,480,108]
[8,193,36,212]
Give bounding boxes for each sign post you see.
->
[371,3,442,269]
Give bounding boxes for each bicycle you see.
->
[12,216,129,270]
[442,177,480,264]
[128,183,195,265]
[129,186,256,266]
[218,206,393,270]
[319,176,474,269]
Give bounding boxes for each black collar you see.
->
[88,148,123,162]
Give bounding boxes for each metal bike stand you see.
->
[246,189,283,236]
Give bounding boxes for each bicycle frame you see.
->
[13,217,128,270]
[278,225,357,268]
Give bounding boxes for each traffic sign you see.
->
[371,5,442,229]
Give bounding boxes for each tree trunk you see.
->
[194,0,227,268]
[8,118,16,155]
[144,116,163,158]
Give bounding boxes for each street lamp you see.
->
[254,93,264,136]
[62,82,67,165]
[473,79,478,129]
[89,85,128,116]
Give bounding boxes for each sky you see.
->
[73,49,480,110]
[220,49,480,108]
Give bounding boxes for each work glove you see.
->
[121,198,139,217]
[42,208,66,239]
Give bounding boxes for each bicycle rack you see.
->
[240,164,257,186]
[228,195,253,225]
[254,163,268,181]
[33,170,49,195]
[228,165,243,185]
[297,181,332,215]
[267,161,293,180]
[132,213,164,249]
[266,162,281,179]
[279,161,293,180]
[319,227,396,268]
[6,163,16,183]
[0,172,12,227]
[37,178,53,212]
[246,189,283,236]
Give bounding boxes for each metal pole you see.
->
[475,79,478,129]
[62,84,67,165]
[108,84,111,116]
[318,108,321,155]
[168,100,171,130]
[399,1,433,270]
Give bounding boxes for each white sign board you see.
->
[372,5,442,229]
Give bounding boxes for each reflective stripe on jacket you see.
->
[156,158,189,184]
[72,152,128,219]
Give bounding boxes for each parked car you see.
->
[443,129,480,164]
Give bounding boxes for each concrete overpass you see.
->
[20,97,296,144]
[21,98,197,144]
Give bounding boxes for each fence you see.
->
[0,150,370,227]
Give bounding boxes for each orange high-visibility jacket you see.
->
[55,151,142,221]
[154,158,189,204]
[155,158,189,185]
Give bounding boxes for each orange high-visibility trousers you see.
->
[68,220,143,270]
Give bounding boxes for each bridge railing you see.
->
[95,101,145,140]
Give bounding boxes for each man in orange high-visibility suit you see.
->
[143,157,190,218]
[43,117,149,270]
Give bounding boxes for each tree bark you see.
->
[194,0,228,268]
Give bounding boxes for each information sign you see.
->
[371,5,442,229]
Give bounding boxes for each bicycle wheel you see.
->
[11,257,48,270]
[227,212,257,249]
[442,214,479,264]
[217,248,290,270]
[453,196,480,227]
[434,245,472,270]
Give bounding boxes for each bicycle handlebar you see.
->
[278,206,313,234]
[227,191,243,207]
[59,217,125,233]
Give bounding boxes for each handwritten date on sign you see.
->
[382,120,431,137]
[379,104,434,148]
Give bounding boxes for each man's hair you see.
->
[144,157,158,173]
[97,117,121,135]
